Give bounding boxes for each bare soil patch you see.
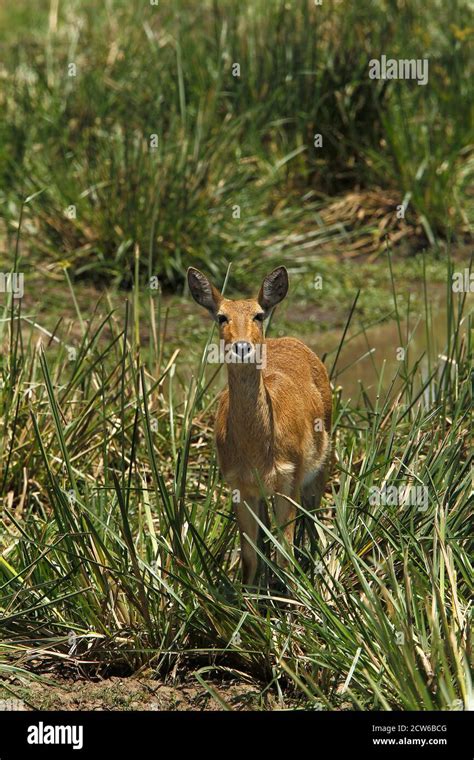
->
[0,675,286,711]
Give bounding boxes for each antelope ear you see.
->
[258,266,289,312]
[187,267,222,318]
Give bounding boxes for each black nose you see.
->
[232,341,253,361]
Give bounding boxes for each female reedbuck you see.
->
[188,266,332,586]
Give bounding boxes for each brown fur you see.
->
[188,267,332,585]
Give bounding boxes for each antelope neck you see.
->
[226,360,270,436]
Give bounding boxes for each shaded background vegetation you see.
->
[0,0,472,286]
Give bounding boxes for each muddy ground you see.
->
[0,675,293,711]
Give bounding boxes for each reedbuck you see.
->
[188,266,332,586]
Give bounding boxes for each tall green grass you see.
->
[0,252,472,709]
[0,0,472,286]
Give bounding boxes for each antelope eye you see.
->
[254,313,265,322]
[217,314,228,325]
